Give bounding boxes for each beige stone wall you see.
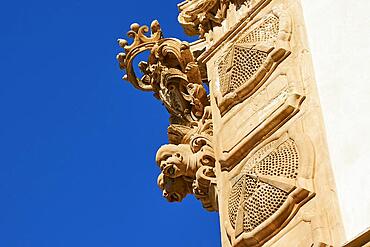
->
[117,0,370,245]
[201,0,345,245]
[302,0,370,240]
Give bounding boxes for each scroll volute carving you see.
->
[177,0,272,37]
[117,20,209,125]
[178,0,226,37]
[178,0,253,37]
[155,112,217,211]
[117,21,216,211]
[153,109,216,211]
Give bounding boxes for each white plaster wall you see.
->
[302,0,370,241]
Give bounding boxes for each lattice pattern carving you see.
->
[244,182,287,232]
[237,15,280,44]
[257,139,299,179]
[217,14,280,96]
[214,7,292,115]
[217,47,268,96]
[217,49,233,95]
[228,138,299,231]
[230,47,268,92]
[228,176,245,228]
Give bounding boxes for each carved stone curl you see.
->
[117,20,209,126]
[178,0,227,37]
[155,111,217,211]
[157,173,193,203]
[117,21,216,210]
[177,0,272,37]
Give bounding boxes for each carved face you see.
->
[156,144,190,178]
[157,173,192,202]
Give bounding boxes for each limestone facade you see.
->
[116,0,350,246]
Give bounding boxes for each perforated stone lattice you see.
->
[217,47,268,95]
[228,176,245,228]
[228,139,299,232]
[216,14,280,96]
[217,49,233,95]
[229,47,268,92]
[244,182,287,232]
[257,139,299,179]
[238,15,280,44]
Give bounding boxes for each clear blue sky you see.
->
[0,1,220,246]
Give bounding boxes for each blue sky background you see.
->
[0,1,220,246]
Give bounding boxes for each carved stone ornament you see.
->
[117,20,209,126]
[224,133,315,246]
[178,0,272,37]
[156,111,217,211]
[215,6,292,115]
[117,21,217,210]
[116,0,347,246]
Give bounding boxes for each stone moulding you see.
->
[216,45,291,115]
[193,165,218,211]
[232,187,314,247]
[214,6,293,115]
[224,133,315,247]
[116,0,347,246]
[219,92,305,171]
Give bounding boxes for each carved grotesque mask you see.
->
[156,144,191,178]
[157,173,192,202]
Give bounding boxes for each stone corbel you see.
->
[155,110,217,211]
[117,21,209,126]
[193,165,218,211]
[117,21,215,210]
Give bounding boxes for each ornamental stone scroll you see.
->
[116,0,346,246]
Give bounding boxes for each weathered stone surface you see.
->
[116,0,348,246]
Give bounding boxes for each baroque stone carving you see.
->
[156,112,217,211]
[117,20,209,126]
[219,87,305,171]
[224,133,314,246]
[215,6,292,115]
[178,0,272,37]
[117,1,347,246]
[117,21,217,210]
